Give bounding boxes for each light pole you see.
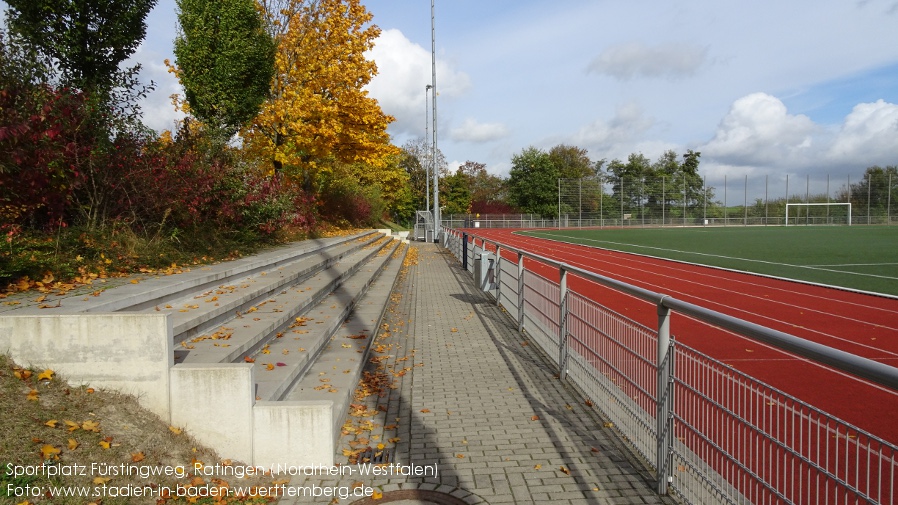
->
[425,84,432,214]
[431,0,439,242]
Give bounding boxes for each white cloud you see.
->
[450,118,509,143]
[588,42,708,80]
[701,93,819,167]
[130,44,185,133]
[366,29,471,137]
[825,99,898,165]
[570,103,656,156]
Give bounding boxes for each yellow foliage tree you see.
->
[245,0,398,186]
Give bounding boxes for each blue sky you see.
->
[5,0,898,193]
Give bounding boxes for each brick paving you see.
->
[280,242,675,504]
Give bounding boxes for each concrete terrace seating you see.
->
[0,230,407,467]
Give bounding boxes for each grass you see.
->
[520,226,898,296]
[0,355,279,504]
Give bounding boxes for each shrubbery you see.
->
[0,35,318,284]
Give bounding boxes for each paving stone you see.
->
[279,242,676,504]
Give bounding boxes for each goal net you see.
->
[784,203,852,226]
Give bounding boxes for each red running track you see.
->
[467,228,898,444]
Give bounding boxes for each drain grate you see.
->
[356,446,395,464]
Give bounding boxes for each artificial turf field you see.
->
[519,225,898,296]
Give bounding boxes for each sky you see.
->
[5,0,898,196]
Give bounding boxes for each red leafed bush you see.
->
[0,83,95,228]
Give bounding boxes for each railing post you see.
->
[517,252,525,333]
[656,299,673,495]
[558,266,569,379]
[495,244,502,306]
[462,233,468,271]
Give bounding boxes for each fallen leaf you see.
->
[531,415,540,421]
[560,466,570,475]
[419,408,430,413]
[131,452,145,462]
[44,420,58,428]
[81,420,100,432]
[64,420,80,432]
[534,464,542,470]
[26,389,39,401]
[67,439,79,450]
[40,444,61,460]
[266,363,275,371]
[243,356,255,363]
[14,369,32,380]
[99,440,110,449]
[169,426,182,435]
[94,476,111,485]
[37,369,54,381]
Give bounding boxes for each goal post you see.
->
[785,202,852,226]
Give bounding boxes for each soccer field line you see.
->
[537,233,898,282]
[806,262,898,267]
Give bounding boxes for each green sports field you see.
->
[519,226,898,296]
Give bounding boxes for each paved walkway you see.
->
[282,242,674,505]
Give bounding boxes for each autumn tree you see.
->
[456,161,508,213]
[174,0,275,138]
[246,0,397,185]
[4,0,156,96]
[548,144,595,179]
[398,138,447,212]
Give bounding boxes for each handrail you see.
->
[455,228,898,392]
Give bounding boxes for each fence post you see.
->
[462,233,468,271]
[558,266,569,379]
[517,252,525,333]
[656,299,673,495]
[495,244,502,307]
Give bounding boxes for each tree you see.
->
[174,0,274,138]
[398,138,446,211]
[507,147,559,216]
[457,161,507,210]
[548,144,594,179]
[441,168,472,215]
[851,165,898,216]
[4,0,156,96]
[245,0,397,182]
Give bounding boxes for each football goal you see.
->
[785,202,852,226]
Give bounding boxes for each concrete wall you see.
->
[253,401,334,468]
[170,363,256,465]
[0,314,173,420]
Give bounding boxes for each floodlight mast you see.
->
[431,0,439,242]
[425,84,431,213]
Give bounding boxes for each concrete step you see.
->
[162,233,391,346]
[252,239,404,402]
[173,235,395,365]
[282,240,407,443]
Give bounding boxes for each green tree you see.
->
[507,147,559,216]
[4,0,156,96]
[851,165,898,217]
[441,168,472,215]
[174,0,275,138]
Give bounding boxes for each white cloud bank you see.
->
[699,93,898,177]
[366,28,471,138]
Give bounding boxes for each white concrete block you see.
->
[170,363,255,464]
[0,314,172,420]
[253,401,334,468]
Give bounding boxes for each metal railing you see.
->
[444,228,898,504]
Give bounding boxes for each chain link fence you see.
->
[444,172,897,228]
